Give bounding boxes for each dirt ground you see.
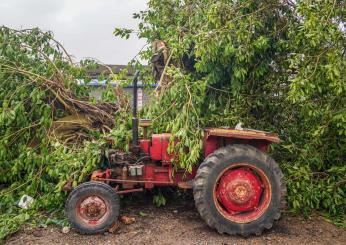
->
[5,196,346,245]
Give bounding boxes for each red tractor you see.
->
[65,71,286,236]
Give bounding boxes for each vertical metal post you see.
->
[132,70,140,146]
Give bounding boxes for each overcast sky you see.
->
[0,0,148,64]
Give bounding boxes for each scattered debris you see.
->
[108,221,120,233]
[235,122,243,131]
[62,226,70,234]
[32,228,44,237]
[6,206,346,245]
[62,179,73,192]
[139,211,148,217]
[17,195,34,209]
[120,216,136,225]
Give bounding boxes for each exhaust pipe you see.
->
[132,70,140,146]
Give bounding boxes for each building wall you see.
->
[85,65,153,109]
[89,86,152,109]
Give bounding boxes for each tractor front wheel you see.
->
[193,144,286,236]
[65,181,120,234]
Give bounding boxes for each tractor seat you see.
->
[139,119,152,127]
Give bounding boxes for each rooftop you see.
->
[87,65,135,79]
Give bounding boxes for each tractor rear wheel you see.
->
[65,181,120,234]
[193,144,286,236]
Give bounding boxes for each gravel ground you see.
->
[5,197,346,245]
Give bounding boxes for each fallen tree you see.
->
[0,0,345,239]
[115,0,346,225]
[0,27,130,238]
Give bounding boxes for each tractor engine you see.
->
[141,133,173,163]
[93,127,194,190]
[106,132,173,177]
[92,70,185,186]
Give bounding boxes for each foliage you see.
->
[0,27,112,239]
[153,192,167,207]
[115,0,346,223]
[0,0,345,239]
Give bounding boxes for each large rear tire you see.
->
[65,181,120,234]
[193,144,286,236]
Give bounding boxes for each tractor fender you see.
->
[203,128,280,157]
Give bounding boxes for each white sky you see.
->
[0,0,148,64]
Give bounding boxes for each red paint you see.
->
[105,169,111,178]
[93,164,197,188]
[95,177,172,185]
[149,165,172,183]
[216,168,262,212]
[116,188,144,194]
[161,134,173,164]
[145,164,155,181]
[90,127,277,214]
[91,170,110,180]
[203,135,272,157]
[139,139,151,154]
[149,133,174,162]
[255,140,269,152]
[214,164,272,223]
[204,135,219,157]
[150,134,162,160]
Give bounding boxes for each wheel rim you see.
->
[213,163,272,223]
[76,195,109,226]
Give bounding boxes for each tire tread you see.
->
[193,144,286,236]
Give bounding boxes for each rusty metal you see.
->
[91,170,105,181]
[78,196,108,224]
[122,166,128,180]
[177,181,193,189]
[88,124,279,225]
[214,163,272,223]
[205,128,280,143]
[116,188,144,195]
[154,168,169,173]
[94,177,173,185]
[139,119,152,139]
[217,168,262,212]
[139,119,152,127]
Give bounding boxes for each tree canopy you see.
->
[116,0,346,224]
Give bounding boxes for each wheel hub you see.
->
[228,180,254,204]
[217,168,262,213]
[79,196,107,222]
